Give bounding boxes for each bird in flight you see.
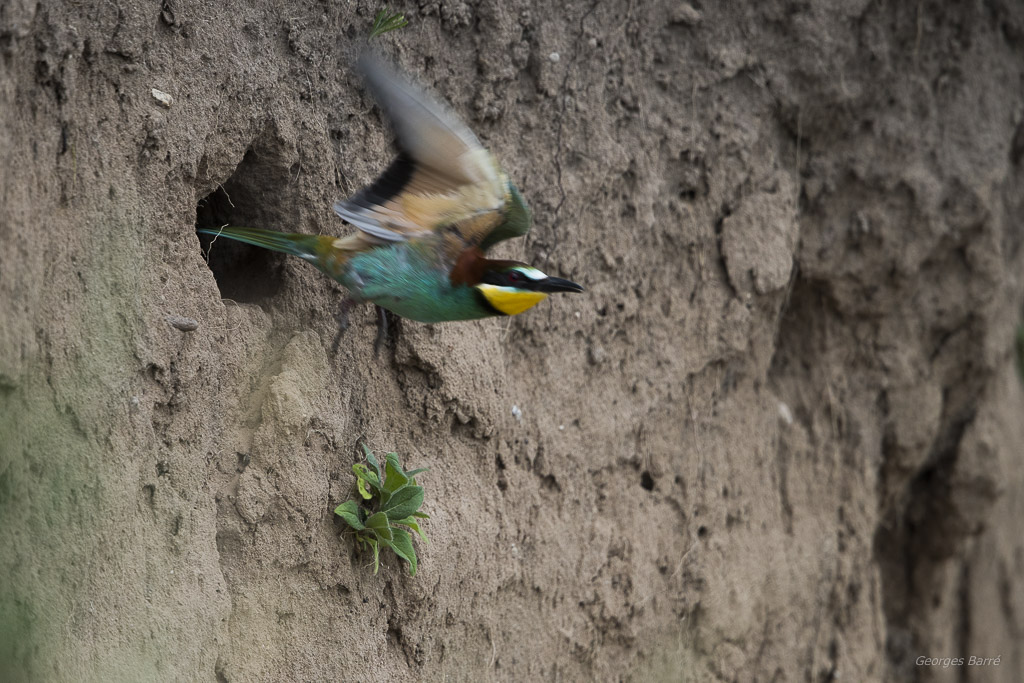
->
[198,53,583,336]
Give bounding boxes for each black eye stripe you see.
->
[478,268,532,288]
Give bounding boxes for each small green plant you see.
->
[334,445,429,576]
[370,8,409,38]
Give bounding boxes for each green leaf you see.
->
[385,527,418,576]
[334,500,365,530]
[370,9,409,38]
[363,444,383,481]
[337,449,429,578]
[393,517,428,543]
[381,485,424,521]
[352,463,379,485]
[365,511,393,542]
[363,535,381,574]
[352,463,380,499]
[382,453,410,494]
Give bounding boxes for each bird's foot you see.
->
[331,298,358,354]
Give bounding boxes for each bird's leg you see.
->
[373,305,389,356]
[331,298,358,354]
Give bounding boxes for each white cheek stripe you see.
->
[517,267,547,281]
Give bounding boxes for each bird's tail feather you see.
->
[197,226,326,261]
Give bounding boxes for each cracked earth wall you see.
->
[2,1,1023,681]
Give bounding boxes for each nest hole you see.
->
[196,147,296,304]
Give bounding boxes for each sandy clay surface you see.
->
[2,1,1023,681]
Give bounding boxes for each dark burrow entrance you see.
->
[195,145,299,304]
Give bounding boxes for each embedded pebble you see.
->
[151,88,174,108]
[166,315,199,332]
[669,3,702,25]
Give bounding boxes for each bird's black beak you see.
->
[536,277,584,293]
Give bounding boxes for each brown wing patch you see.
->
[335,162,506,243]
[432,210,503,264]
[449,247,486,286]
[448,246,528,287]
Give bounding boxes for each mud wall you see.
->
[2,1,1023,680]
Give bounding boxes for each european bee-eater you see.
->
[198,54,583,324]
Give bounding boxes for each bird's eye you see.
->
[507,270,523,283]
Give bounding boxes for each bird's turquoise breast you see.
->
[340,243,491,323]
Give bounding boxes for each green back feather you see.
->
[343,243,495,322]
[479,183,531,252]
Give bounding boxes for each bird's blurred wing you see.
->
[332,54,510,250]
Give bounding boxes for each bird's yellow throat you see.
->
[476,284,549,316]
